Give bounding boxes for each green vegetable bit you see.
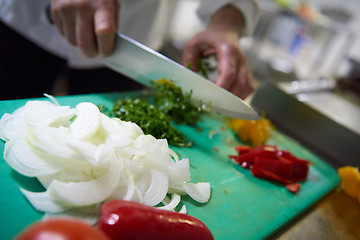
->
[151,79,201,125]
[107,79,204,148]
[112,98,188,146]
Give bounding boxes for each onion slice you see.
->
[142,170,169,206]
[70,102,101,141]
[47,149,121,207]
[0,98,211,219]
[0,113,27,141]
[183,182,211,203]
[158,194,181,211]
[4,139,64,177]
[20,188,70,213]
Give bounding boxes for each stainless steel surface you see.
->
[103,34,259,120]
[278,77,336,94]
[251,82,360,168]
[296,91,360,136]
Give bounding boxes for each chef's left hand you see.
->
[183,5,254,100]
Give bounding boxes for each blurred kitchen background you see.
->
[160,0,360,168]
[49,0,358,168]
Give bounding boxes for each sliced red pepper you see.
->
[251,164,292,184]
[229,145,311,193]
[257,146,279,159]
[286,182,302,193]
[235,145,253,154]
[231,145,278,167]
[252,156,309,184]
[251,156,294,184]
[290,161,309,182]
[277,150,311,164]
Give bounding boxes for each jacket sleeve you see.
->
[197,0,259,36]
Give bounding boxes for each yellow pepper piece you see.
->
[227,112,274,147]
[154,78,176,87]
[338,166,360,201]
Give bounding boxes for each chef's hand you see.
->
[183,5,254,100]
[51,0,119,57]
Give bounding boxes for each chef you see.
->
[0,0,259,100]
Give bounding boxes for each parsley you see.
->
[108,79,204,147]
[151,79,201,125]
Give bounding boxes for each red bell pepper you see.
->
[251,156,309,183]
[229,145,311,193]
[97,200,214,240]
[235,145,252,154]
[277,150,311,165]
[230,145,278,168]
[285,183,302,193]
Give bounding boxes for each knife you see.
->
[103,33,259,120]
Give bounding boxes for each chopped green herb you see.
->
[196,57,216,79]
[151,79,201,125]
[106,79,204,147]
[111,98,191,147]
[187,57,216,80]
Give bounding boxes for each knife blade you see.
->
[103,33,259,120]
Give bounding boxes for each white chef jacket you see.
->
[0,0,258,68]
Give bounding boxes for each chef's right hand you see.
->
[51,0,119,57]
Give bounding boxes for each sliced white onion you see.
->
[166,158,191,184]
[66,139,97,166]
[23,101,75,127]
[70,102,101,141]
[158,194,181,211]
[101,115,143,146]
[44,93,60,106]
[142,170,169,206]
[0,113,27,141]
[20,188,70,213]
[183,182,211,203]
[47,150,121,207]
[121,169,143,203]
[4,139,64,177]
[37,174,56,188]
[0,98,211,220]
[179,205,187,214]
[26,126,81,162]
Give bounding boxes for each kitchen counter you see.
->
[273,189,360,240]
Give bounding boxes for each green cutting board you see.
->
[0,92,339,240]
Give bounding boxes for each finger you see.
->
[203,48,216,57]
[94,9,116,57]
[60,8,77,45]
[241,71,255,99]
[76,7,97,57]
[51,1,65,36]
[231,65,254,99]
[215,46,238,90]
[52,11,65,36]
[94,3,118,57]
[182,40,202,72]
